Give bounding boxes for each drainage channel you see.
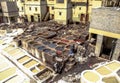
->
[1,45,55,83]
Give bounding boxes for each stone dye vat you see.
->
[23,59,38,68]
[37,69,52,80]
[43,41,50,46]
[0,67,16,81]
[81,60,120,83]
[43,49,51,53]
[57,42,66,46]
[31,67,39,74]
[0,62,9,70]
[37,64,45,70]
[105,61,120,71]
[81,70,101,83]
[15,52,26,58]
[38,45,46,51]
[7,48,21,55]
[17,55,31,63]
[47,42,57,48]
[4,75,23,83]
[3,45,15,52]
[102,76,119,83]
[55,46,64,51]
[95,66,112,75]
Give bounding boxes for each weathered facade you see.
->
[0,3,3,23]
[0,1,18,24]
[16,0,102,24]
[17,0,47,22]
[102,0,120,7]
[89,7,120,60]
[54,0,72,24]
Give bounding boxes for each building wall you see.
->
[25,5,41,22]
[1,1,18,23]
[40,1,47,21]
[72,5,86,22]
[67,3,72,23]
[24,0,40,22]
[112,39,120,60]
[16,0,103,23]
[89,7,120,60]
[102,0,120,7]
[16,0,47,22]
[1,1,18,17]
[71,0,102,23]
[90,7,120,35]
[54,0,72,24]
[95,35,103,57]
[47,0,54,14]
[16,0,24,16]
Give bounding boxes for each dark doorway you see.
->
[38,15,40,22]
[118,53,120,61]
[10,17,16,23]
[31,15,34,22]
[51,14,54,20]
[24,15,28,22]
[100,36,117,60]
[80,14,85,22]
[85,14,89,22]
[0,17,3,23]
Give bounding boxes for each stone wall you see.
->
[90,7,120,34]
[112,39,120,60]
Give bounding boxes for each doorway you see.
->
[38,15,40,22]
[100,36,117,60]
[51,14,54,20]
[31,15,34,22]
[80,14,85,22]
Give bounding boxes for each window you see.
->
[59,12,62,15]
[18,8,19,11]
[29,7,31,11]
[35,7,37,11]
[57,0,64,3]
[79,7,81,10]
[52,7,54,10]
[21,7,23,11]
[21,0,24,2]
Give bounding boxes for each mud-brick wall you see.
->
[90,7,120,34]
[112,39,120,60]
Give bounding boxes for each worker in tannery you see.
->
[68,44,77,57]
